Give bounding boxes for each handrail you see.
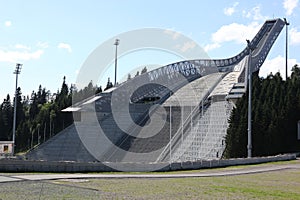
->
[195,101,234,160]
[155,73,227,162]
[103,76,201,161]
[155,104,199,162]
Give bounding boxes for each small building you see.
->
[0,141,13,156]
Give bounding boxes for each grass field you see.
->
[52,169,300,199]
[0,160,299,199]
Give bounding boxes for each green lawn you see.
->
[0,160,299,199]
[52,169,300,199]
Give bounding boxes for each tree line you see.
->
[0,76,105,153]
[224,65,300,158]
[0,66,147,153]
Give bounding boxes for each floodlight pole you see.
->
[114,39,120,86]
[246,40,253,158]
[12,63,22,156]
[284,18,290,80]
[169,105,172,164]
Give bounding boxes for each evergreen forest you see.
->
[0,76,107,153]
[224,65,300,158]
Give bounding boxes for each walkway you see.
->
[0,159,299,183]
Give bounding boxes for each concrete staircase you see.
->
[170,101,233,162]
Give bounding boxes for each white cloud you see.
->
[58,43,72,53]
[15,44,31,50]
[37,41,49,49]
[259,55,298,79]
[283,0,298,16]
[290,27,300,45]
[242,10,250,18]
[242,6,268,21]
[180,41,196,52]
[212,22,261,44]
[204,22,261,52]
[224,2,239,16]
[4,21,11,27]
[0,49,44,63]
[204,43,221,52]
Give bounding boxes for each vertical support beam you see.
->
[181,106,183,162]
[31,131,34,149]
[169,105,172,163]
[44,123,46,142]
[284,18,289,80]
[247,62,252,158]
[37,126,40,144]
[246,40,252,158]
[114,39,120,86]
[12,63,22,156]
[190,106,192,131]
[202,98,204,117]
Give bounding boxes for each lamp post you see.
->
[12,63,22,156]
[284,18,290,80]
[114,39,120,86]
[246,40,255,158]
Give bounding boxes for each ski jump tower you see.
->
[26,19,285,164]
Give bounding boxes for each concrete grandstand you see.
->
[26,18,285,164]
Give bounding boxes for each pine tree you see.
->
[141,67,147,74]
[104,78,113,91]
[95,86,102,94]
[225,65,300,158]
[1,95,13,140]
[127,73,131,80]
[29,92,39,120]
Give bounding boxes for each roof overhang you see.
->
[62,107,82,112]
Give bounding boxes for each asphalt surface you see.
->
[0,159,299,183]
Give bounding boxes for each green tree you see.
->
[127,73,131,80]
[1,95,13,140]
[225,65,300,158]
[95,86,102,94]
[104,77,113,91]
[141,66,147,74]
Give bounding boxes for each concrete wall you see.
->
[0,154,296,172]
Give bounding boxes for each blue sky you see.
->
[0,0,300,101]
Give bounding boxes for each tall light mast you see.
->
[12,63,22,156]
[114,39,120,86]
